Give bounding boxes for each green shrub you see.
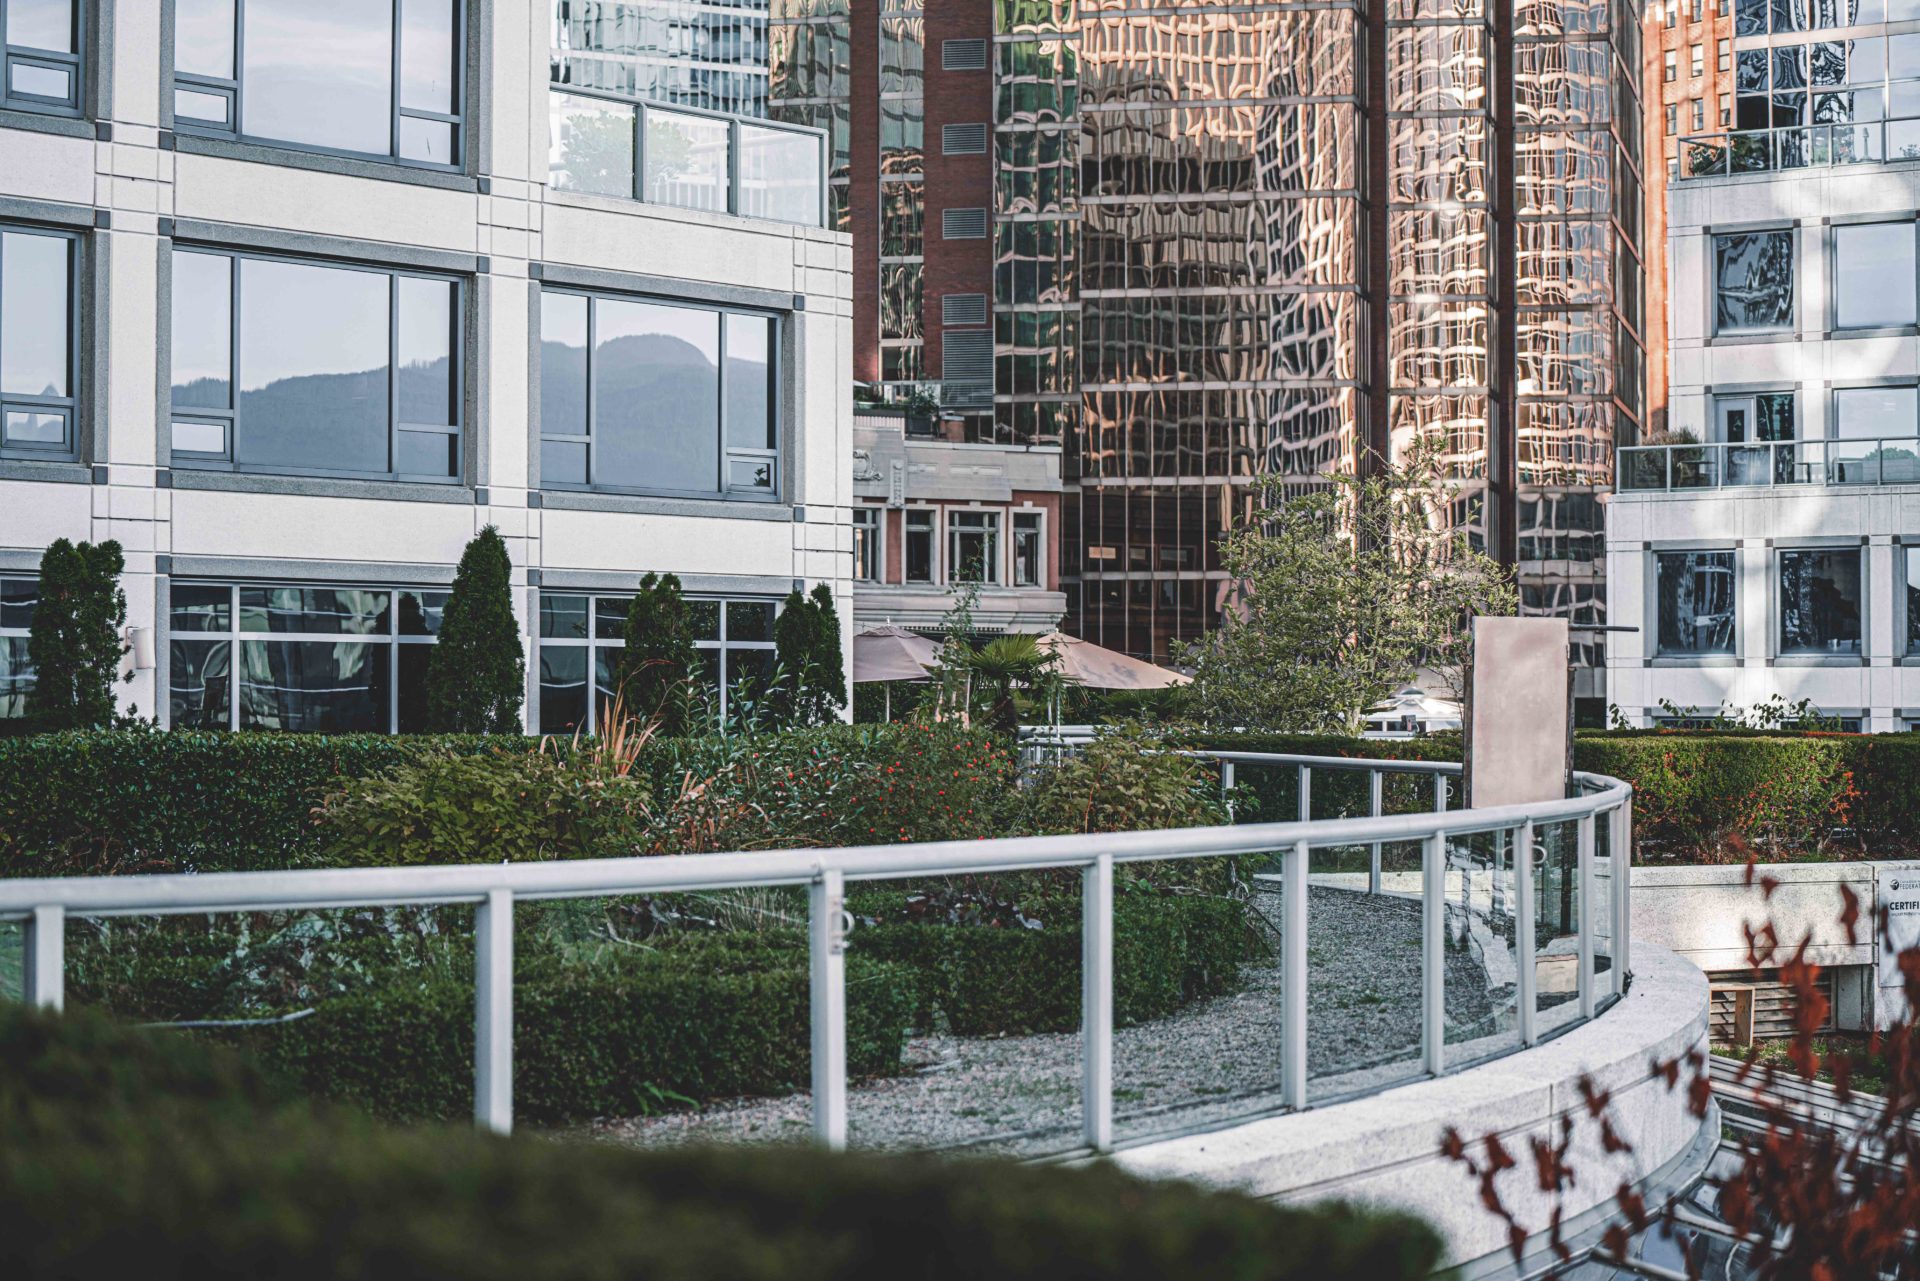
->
[424,526,526,733]
[315,748,655,865]
[852,892,1256,1036]
[23,537,128,731]
[1022,725,1227,837]
[772,583,847,728]
[615,572,700,735]
[0,1004,1442,1281]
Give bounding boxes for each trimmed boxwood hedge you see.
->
[0,1003,1443,1281]
[852,891,1258,1036]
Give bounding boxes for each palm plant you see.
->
[965,634,1064,732]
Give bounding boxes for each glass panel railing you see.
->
[1617,439,1920,492]
[645,107,730,214]
[550,92,636,198]
[1618,447,1669,491]
[738,122,823,226]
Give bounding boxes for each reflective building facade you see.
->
[774,0,1643,697]
[553,0,774,117]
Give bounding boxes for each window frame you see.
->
[534,591,779,733]
[904,506,938,584]
[167,244,467,484]
[0,222,81,462]
[1651,548,1739,659]
[852,506,881,582]
[165,580,448,732]
[946,508,1002,586]
[169,0,468,173]
[0,0,82,117]
[1830,218,1918,333]
[1012,508,1044,589]
[1773,545,1867,660]
[536,284,784,503]
[0,572,33,720]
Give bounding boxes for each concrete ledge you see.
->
[1112,942,1710,1274]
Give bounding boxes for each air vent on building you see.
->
[942,207,988,239]
[942,38,989,71]
[942,293,988,326]
[942,123,989,155]
[942,330,994,385]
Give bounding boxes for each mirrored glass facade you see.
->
[552,0,771,117]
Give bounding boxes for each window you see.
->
[1693,98,1706,130]
[948,510,1000,585]
[853,507,880,582]
[1693,0,1704,17]
[172,0,464,168]
[169,248,462,480]
[0,575,33,719]
[905,509,935,583]
[1656,552,1736,655]
[169,583,447,731]
[1778,549,1863,655]
[540,288,779,499]
[1832,385,1917,438]
[1718,39,1731,72]
[536,593,775,733]
[1692,44,1705,77]
[1012,510,1042,588]
[1720,93,1731,125]
[0,226,77,458]
[1665,50,1678,81]
[1833,222,1917,329]
[1666,0,1678,24]
[1906,547,1920,655]
[1665,102,1678,135]
[2,0,79,112]
[1714,230,1795,333]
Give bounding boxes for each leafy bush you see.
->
[0,1003,1442,1281]
[22,537,128,731]
[771,583,847,727]
[615,572,699,736]
[853,890,1258,1036]
[424,526,526,733]
[1022,725,1226,837]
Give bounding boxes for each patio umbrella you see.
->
[852,625,942,721]
[1035,631,1190,690]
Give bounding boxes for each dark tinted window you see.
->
[1656,552,1736,655]
[1714,231,1794,332]
[1779,550,1863,654]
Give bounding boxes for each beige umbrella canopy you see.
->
[1035,631,1190,690]
[852,625,942,684]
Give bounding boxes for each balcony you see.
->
[547,86,827,227]
[1677,119,1920,179]
[1617,438,1920,491]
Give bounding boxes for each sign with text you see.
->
[1877,862,1920,1027]
[1463,617,1571,811]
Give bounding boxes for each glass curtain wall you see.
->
[551,0,772,118]
[767,0,851,228]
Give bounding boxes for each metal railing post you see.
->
[1368,770,1383,896]
[474,888,513,1135]
[1422,832,1445,1074]
[1221,759,1236,820]
[1298,766,1312,822]
[1281,839,1309,1109]
[1577,812,1596,1020]
[1514,822,1537,1047]
[810,867,848,1149]
[1435,771,1448,813]
[23,904,63,1011]
[1613,797,1633,984]
[1082,854,1114,1151]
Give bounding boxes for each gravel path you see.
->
[585,885,1515,1156]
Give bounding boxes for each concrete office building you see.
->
[1612,28,1920,728]
[0,0,852,736]
[773,0,1644,706]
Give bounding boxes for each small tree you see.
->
[424,526,526,733]
[1183,444,1517,735]
[615,572,697,736]
[26,538,128,731]
[772,583,848,727]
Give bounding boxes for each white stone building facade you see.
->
[0,0,853,735]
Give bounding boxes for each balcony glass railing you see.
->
[548,87,827,227]
[1677,118,1920,179]
[1617,438,1920,491]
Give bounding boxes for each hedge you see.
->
[1187,728,1920,863]
[0,1004,1443,1281]
[852,891,1258,1036]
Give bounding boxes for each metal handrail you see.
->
[547,83,829,227]
[1,750,1633,1153]
[1678,117,1920,179]
[1617,437,1920,491]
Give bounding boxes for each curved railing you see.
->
[0,750,1631,1155]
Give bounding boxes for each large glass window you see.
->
[852,507,879,582]
[1833,385,1917,438]
[0,226,75,458]
[1714,230,1795,333]
[0,574,33,719]
[2,0,79,113]
[1655,552,1736,655]
[172,0,464,168]
[1907,548,1920,655]
[539,287,778,499]
[1012,510,1042,587]
[1779,549,1863,655]
[536,592,777,734]
[948,510,1000,584]
[169,248,463,481]
[168,582,447,732]
[905,509,934,583]
[1834,222,1917,329]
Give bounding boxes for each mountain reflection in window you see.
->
[1715,230,1794,332]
